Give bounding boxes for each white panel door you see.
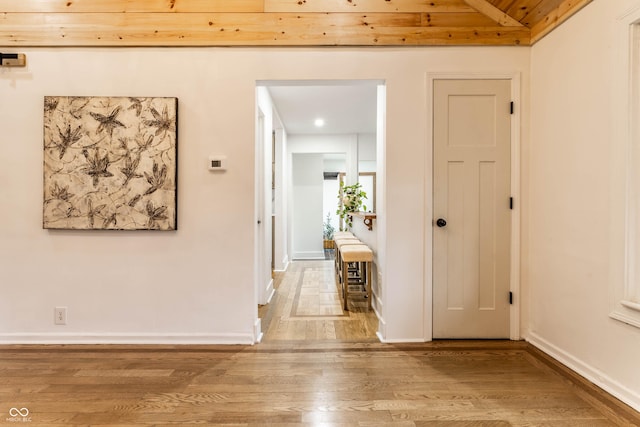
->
[433,79,511,339]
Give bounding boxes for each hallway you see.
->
[259,260,379,342]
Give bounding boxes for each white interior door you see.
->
[256,111,267,305]
[433,79,511,339]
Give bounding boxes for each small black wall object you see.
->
[0,53,26,67]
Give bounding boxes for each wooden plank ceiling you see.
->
[0,0,593,47]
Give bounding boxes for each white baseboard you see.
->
[274,259,290,273]
[292,251,325,260]
[377,335,426,344]
[527,332,640,412]
[253,319,263,344]
[260,278,275,306]
[375,314,386,343]
[265,285,275,305]
[274,255,289,273]
[374,309,426,343]
[0,332,256,345]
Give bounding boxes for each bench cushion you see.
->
[340,244,373,262]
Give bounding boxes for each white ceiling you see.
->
[263,80,380,135]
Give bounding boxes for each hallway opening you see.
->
[255,79,384,343]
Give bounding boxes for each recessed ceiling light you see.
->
[314,118,325,127]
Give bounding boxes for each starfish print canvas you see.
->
[43,96,178,230]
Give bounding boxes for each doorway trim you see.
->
[424,71,522,341]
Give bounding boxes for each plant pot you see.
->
[323,239,335,249]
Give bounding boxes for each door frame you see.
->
[424,72,522,341]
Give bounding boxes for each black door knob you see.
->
[436,218,447,228]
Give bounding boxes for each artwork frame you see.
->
[43,96,178,230]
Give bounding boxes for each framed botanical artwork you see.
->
[43,96,178,230]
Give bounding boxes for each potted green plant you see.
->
[323,212,335,249]
[336,181,367,230]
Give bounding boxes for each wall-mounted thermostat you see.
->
[208,155,227,171]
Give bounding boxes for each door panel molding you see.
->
[425,71,521,341]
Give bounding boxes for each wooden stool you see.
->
[339,244,373,311]
[333,231,354,239]
[334,237,361,284]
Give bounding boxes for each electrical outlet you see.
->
[54,307,67,325]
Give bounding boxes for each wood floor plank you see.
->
[0,342,638,425]
[0,262,638,425]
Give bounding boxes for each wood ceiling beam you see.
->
[506,0,545,23]
[491,0,520,10]
[463,0,524,26]
[530,0,593,43]
[0,0,265,13]
[0,0,476,13]
[519,0,564,27]
[0,12,530,46]
[421,12,502,28]
[264,0,475,13]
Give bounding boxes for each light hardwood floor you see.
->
[1,260,639,426]
[259,259,379,342]
[1,341,639,425]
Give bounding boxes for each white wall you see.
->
[273,127,289,272]
[323,158,346,172]
[288,134,358,242]
[529,0,640,410]
[358,133,377,173]
[291,153,324,259]
[0,46,530,345]
[289,134,358,183]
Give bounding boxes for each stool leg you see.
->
[366,261,372,310]
[342,259,349,311]
[361,261,366,288]
[337,245,345,286]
